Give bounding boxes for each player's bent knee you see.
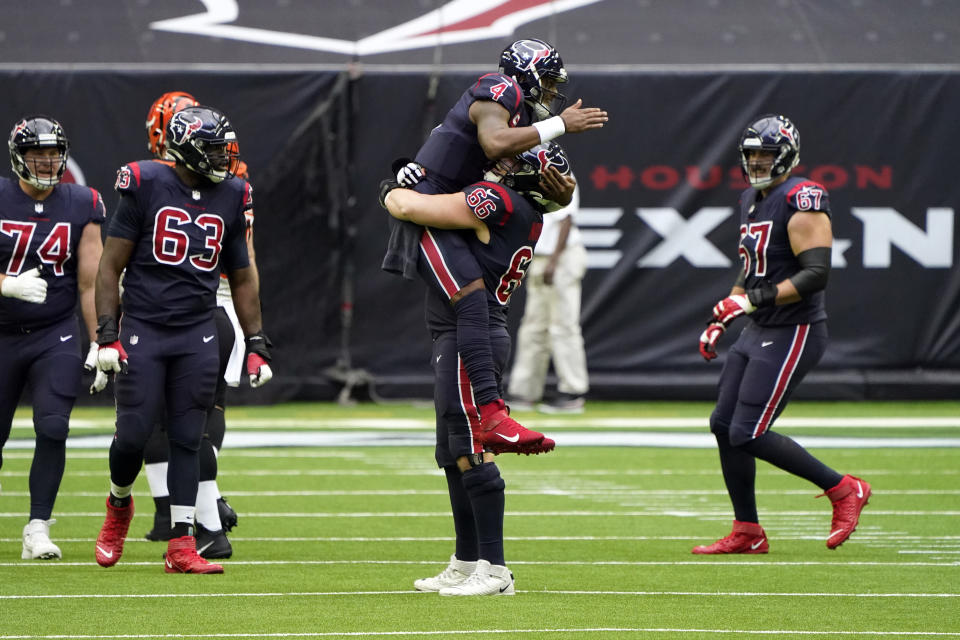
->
[708,412,730,436]
[461,462,505,497]
[34,414,69,441]
[729,428,756,448]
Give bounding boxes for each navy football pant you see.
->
[109,316,218,509]
[431,316,511,468]
[142,307,231,483]
[710,321,827,445]
[709,321,841,522]
[0,316,80,520]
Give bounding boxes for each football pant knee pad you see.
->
[461,462,505,498]
[34,414,69,442]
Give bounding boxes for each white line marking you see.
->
[5,431,960,450]
[1,588,957,600]
[2,629,960,639]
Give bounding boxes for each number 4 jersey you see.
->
[0,177,105,331]
[737,176,831,327]
[109,160,251,326]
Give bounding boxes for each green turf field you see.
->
[1,401,958,639]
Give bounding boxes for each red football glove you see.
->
[699,322,726,361]
[712,294,756,326]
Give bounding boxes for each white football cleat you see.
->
[438,559,515,596]
[22,519,62,560]
[414,554,476,592]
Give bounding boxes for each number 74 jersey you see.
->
[109,160,251,326]
[737,176,831,327]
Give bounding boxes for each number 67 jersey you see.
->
[738,175,831,327]
[109,160,251,326]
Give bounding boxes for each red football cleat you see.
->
[95,496,134,568]
[821,474,871,549]
[477,400,555,455]
[164,536,224,574]
[692,520,769,554]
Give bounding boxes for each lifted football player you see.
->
[383,38,607,455]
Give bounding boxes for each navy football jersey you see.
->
[415,73,531,190]
[108,161,251,326]
[0,177,105,331]
[737,176,831,326]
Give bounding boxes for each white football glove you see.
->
[1,267,47,304]
[84,341,109,394]
[396,161,426,188]
[249,360,273,388]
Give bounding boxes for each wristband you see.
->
[532,116,565,143]
[746,282,778,308]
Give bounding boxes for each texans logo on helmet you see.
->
[514,40,551,69]
[169,113,203,145]
[779,125,795,142]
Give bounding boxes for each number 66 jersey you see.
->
[109,160,251,326]
[737,175,831,327]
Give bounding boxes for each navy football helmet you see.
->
[499,38,568,120]
[739,114,800,189]
[166,105,240,183]
[8,115,69,188]
[500,141,571,210]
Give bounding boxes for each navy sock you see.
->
[453,290,499,406]
[715,433,759,523]
[461,462,505,566]
[199,437,218,483]
[740,431,843,491]
[29,433,65,520]
[444,466,478,561]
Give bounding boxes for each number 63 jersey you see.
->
[737,175,831,327]
[0,176,105,331]
[109,160,251,326]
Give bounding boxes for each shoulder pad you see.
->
[89,187,107,222]
[470,74,524,114]
[785,180,830,213]
[463,181,516,222]
[114,162,144,193]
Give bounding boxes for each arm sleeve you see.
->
[789,246,831,298]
